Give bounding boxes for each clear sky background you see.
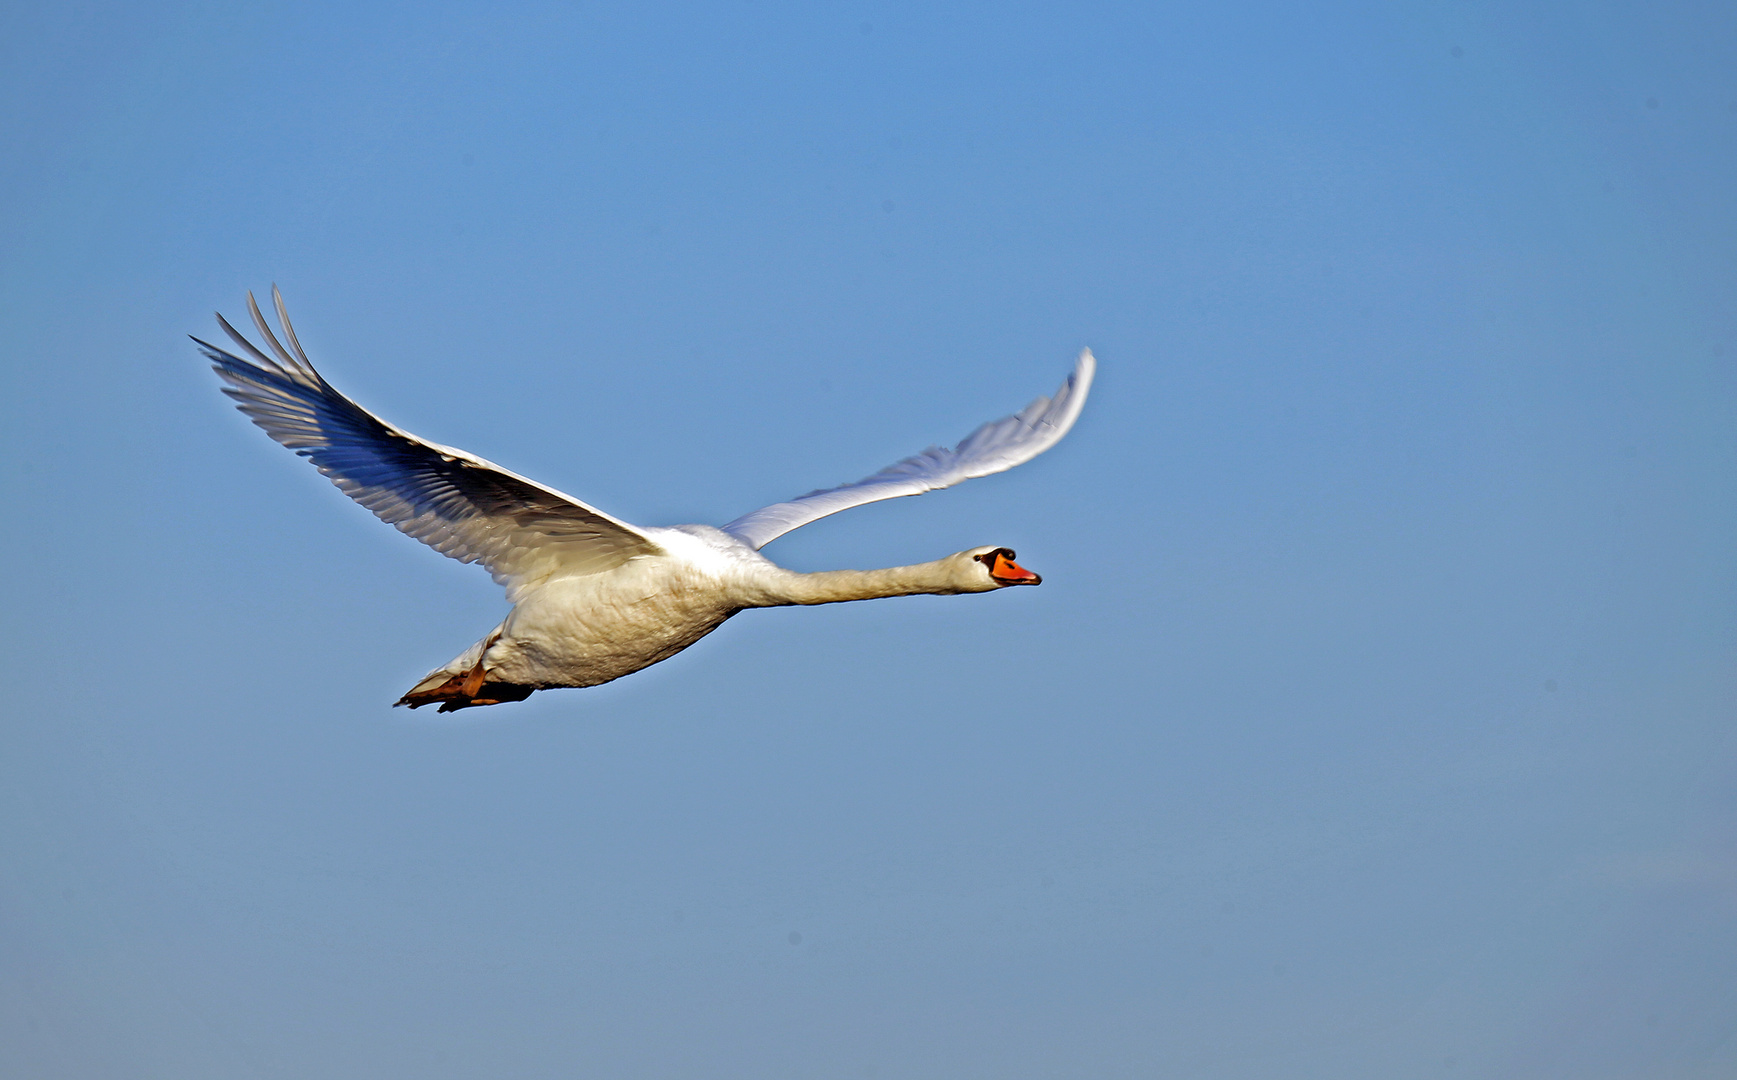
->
[2,2,1734,1077]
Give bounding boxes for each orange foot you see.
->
[395,661,535,712]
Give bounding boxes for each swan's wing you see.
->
[197,288,661,599]
[720,349,1095,550]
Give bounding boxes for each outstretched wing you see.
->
[197,287,661,600]
[720,349,1095,550]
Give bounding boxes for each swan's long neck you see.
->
[755,559,968,607]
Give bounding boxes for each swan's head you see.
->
[958,546,1042,591]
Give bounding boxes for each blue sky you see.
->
[2,2,1734,1077]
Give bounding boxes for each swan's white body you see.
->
[198,289,1095,710]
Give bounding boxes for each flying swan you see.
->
[197,288,1095,711]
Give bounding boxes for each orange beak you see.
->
[990,551,1041,586]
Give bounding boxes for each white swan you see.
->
[197,288,1095,711]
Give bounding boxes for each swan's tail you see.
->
[394,626,535,713]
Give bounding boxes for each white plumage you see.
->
[198,288,1095,710]
[720,350,1094,549]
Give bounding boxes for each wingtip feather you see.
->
[270,284,318,374]
[246,290,303,372]
[214,310,283,371]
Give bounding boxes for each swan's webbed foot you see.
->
[395,660,536,712]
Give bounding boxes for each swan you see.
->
[196,288,1095,711]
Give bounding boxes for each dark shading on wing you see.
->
[197,288,659,597]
